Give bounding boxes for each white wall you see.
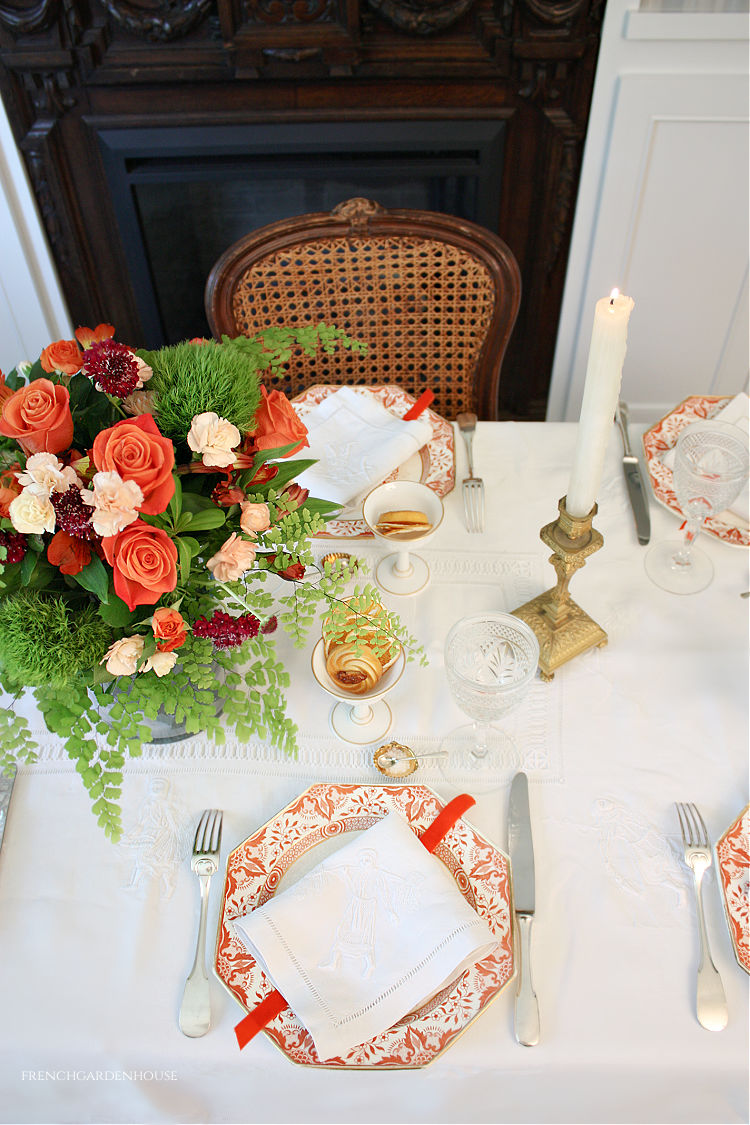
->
[548,0,749,424]
[0,96,72,373]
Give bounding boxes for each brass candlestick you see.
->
[512,496,607,680]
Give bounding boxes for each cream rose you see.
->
[239,501,271,538]
[140,649,177,677]
[81,470,144,537]
[9,489,56,534]
[206,532,256,582]
[17,452,79,497]
[187,411,241,469]
[101,634,144,676]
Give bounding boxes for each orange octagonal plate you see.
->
[215,783,515,1068]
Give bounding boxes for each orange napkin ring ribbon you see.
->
[402,389,435,421]
[233,792,476,1050]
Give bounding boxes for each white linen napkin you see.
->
[232,811,497,1061]
[662,392,749,523]
[293,387,433,506]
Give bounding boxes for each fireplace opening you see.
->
[97,120,506,348]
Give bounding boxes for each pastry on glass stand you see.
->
[312,594,405,744]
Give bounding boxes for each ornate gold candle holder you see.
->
[512,496,607,680]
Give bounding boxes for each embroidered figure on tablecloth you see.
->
[120,776,190,898]
[592,797,687,923]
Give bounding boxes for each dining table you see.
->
[0,417,747,1125]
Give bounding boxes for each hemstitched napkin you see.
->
[232,811,497,1061]
[293,387,433,506]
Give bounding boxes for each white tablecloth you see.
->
[0,422,747,1125]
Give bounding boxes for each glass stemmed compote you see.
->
[645,420,749,595]
[439,612,539,791]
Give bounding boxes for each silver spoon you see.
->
[380,750,449,767]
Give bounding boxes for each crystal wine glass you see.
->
[439,613,539,788]
[645,420,749,594]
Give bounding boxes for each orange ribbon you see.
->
[233,793,476,1049]
[403,389,435,420]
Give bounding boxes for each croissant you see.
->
[325,643,383,694]
[322,594,401,694]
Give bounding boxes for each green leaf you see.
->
[19,550,38,586]
[181,492,219,515]
[181,508,226,532]
[72,553,110,603]
[168,472,183,522]
[176,538,192,584]
[98,592,134,627]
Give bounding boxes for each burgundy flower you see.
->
[50,485,98,540]
[0,529,27,565]
[83,339,140,398]
[192,609,262,650]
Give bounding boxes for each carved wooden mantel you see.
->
[0,0,606,419]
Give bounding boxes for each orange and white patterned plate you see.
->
[716,804,750,974]
[642,395,748,547]
[292,385,455,538]
[215,783,514,1068]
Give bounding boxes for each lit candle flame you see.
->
[609,287,620,306]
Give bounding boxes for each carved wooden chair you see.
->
[205,198,521,420]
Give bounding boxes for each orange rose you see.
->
[152,606,187,652]
[40,339,83,375]
[0,463,22,518]
[0,379,74,455]
[102,520,178,611]
[47,530,92,576]
[92,414,175,515]
[253,387,309,457]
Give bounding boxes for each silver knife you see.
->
[508,771,539,1046]
[0,764,16,855]
[615,401,651,545]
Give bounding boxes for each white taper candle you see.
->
[566,290,635,518]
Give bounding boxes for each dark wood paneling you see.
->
[0,0,606,419]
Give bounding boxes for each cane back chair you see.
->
[205,197,521,421]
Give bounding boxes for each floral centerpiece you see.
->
[0,324,422,840]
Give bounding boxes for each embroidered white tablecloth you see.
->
[0,422,747,1125]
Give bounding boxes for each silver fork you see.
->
[457,412,485,533]
[179,808,223,1038]
[675,803,728,1031]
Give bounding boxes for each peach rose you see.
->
[81,470,143,537]
[253,386,309,457]
[140,650,177,677]
[187,411,241,469]
[206,532,256,582]
[92,414,174,515]
[40,339,83,376]
[102,520,178,611]
[101,634,144,676]
[0,379,74,455]
[0,463,22,518]
[47,530,92,576]
[151,606,187,652]
[239,501,271,537]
